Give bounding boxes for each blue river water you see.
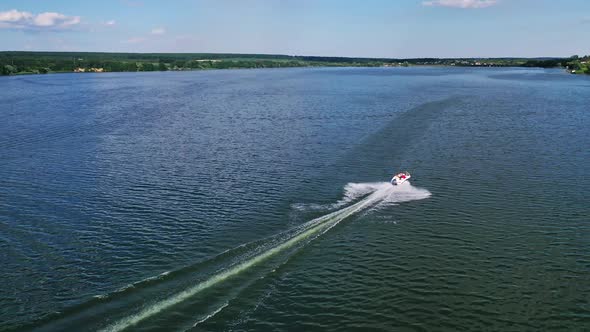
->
[0,67,589,331]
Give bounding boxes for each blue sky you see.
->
[0,0,588,57]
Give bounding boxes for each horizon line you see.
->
[0,50,577,60]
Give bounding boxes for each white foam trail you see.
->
[191,302,228,328]
[370,181,432,209]
[100,182,430,332]
[293,181,430,212]
[291,182,388,212]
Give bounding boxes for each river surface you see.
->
[1,67,589,331]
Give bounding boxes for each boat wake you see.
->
[293,181,430,212]
[31,182,430,332]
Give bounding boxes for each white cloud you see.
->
[422,0,498,8]
[34,12,80,27]
[0,9,33,22]
[123,37,146,44]
[103,20,116,26]
[151,27,166,35]
[0,9,81,30]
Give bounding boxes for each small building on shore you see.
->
[74,67,104,73]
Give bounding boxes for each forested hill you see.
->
[0,51,586,75]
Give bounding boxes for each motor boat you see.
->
[390,171,411,185]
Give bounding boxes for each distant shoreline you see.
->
[0,65,573,78]
[1,51,587,76]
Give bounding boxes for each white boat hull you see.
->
[390,172,411,185]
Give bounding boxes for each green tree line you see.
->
[1,52,587,76]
